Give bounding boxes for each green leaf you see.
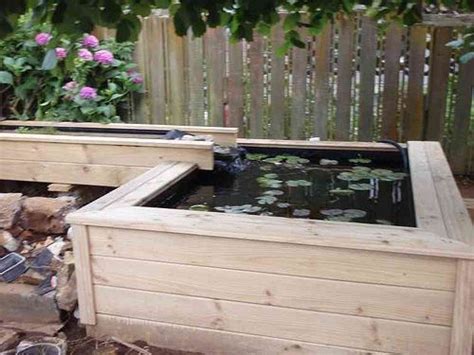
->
[0,71,13,85]
[41,49,58,70]
[460,52,474,64]
[283,13,300,32]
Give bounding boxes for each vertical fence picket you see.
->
[146,15,167,124]
[313,25,332,140]
[205,28,226,126]
[425,27,453,141]
[228,41,245,134]
[132,20,149,123]
[403,26,427,141]
[290,32,308,139]
[358,16,377,141]
[187,30,205,126]
[381,23,404,140]
[335,16,354,140]
[269,22,286,139]
[449,59,474,174]
[248,34,265,138]
[166,18,187,125]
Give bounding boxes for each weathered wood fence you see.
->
[115,12,473,175]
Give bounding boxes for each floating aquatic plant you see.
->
[293,209,310,217]
[348,183,373,191]
[264,190,284,196]
[320,208,367,220]
[215,204,262,214]
[349,155,372,164]
[247,153,268,161]
[257,176,283,188]
[189,204,209,211]
[256,195,278,205]
[262,154,310,166]
[376,219,393,225]
[329,188,355,196]
[286,179,312,187]
[277,202,291,208]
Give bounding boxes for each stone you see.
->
[17,269,46,286]
[0,328,19,352]
[0,231,19,252]
[93,344,120,355]
[0,193,23,230]
[20,197,76,235]
[55,265,77,312]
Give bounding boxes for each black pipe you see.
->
[377,139,409,172]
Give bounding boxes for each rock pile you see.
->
[0,193,78,313]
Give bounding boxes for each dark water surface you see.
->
[151,151,416,227]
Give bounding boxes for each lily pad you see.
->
[256,195,278,205]
[320,209,344,216]
[337,172,362,182]
[348,183,373,191]
[293,209,310,217]
[189,204,209,211]
[376,219,393,225]
[349,156,372,164]
[264,190,284,196]
[247,153,268,161]
[329,188,355,196]
[215,205,262,214]
[343,209,367,218]
[286,179,312,187]
[263,173,278,179]
[326,215,353,222]
[277,202,291,208]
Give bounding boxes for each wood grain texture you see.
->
[290,30,308,139]
[450,260,473,354]
[228,41,245,134]
[335,16,354,140]
[381,23,403,140]
[71,225,96,324]
[358,16,377,141]
[313,25,332,140]
[425,28,453,141]
[94,286,451,353]
[92,256,454,325]
[84,226,458,290]
[187,30,205,126]
[205,28,226,126]
[248,34,265,138]
[269,22,286,139]
[70,206,473,260]
[90,314,389,355]
[403,26,427,141]
[408,141,449,238]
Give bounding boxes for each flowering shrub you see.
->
[0,18,143,123]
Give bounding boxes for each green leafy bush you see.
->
[0,18,143,122]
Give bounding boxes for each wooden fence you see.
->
[111,12,473,175]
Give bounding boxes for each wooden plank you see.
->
[187,30,205,126]
[145,15,167,124]
[0,120,239,146]
[47,183,72,192]
[381,23,403,140]
[71,225,96,325]
[92,256,454,325]
[313,25,332,139]
[90,314,389,355]
[107,162,196,208]
[403,26,427,141]
[237,138,400,151]
[228,41,245,134]
[425,28,453,141]
[248,34,265,138]
[290,30,308,139]
[205,28,226,127]
[83,226,458,290]
[77,162,178,213]
[425,142,474,246]
[94,286,451,353]
[408,141,449,238]
[335,16,354,140]
[132,18,149,123]
[422,14,474,27]
[449,58,474,174]
[0,138,214,170]
[269,22,286,139]
[167,19,187,124]
[450,260,473,354]
[0,160,148,187]
[72,206,473,261]
[358,16,377,141]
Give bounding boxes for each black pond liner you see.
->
[146,146,417,227]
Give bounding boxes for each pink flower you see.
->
[93,50,114,65]
[62,81,77,91]
[129,72,143,84]
[82,34,99,48]
[77,48,93,61]
[35,32,52,46]
[79,86,97,100]
[55,47,67,59]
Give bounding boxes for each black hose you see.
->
[377,139,409,172]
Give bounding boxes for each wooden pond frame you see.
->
[59,132,474,354]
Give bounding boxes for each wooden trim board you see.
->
[0,120,238,146]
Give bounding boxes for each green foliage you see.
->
[0,19,143,122]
